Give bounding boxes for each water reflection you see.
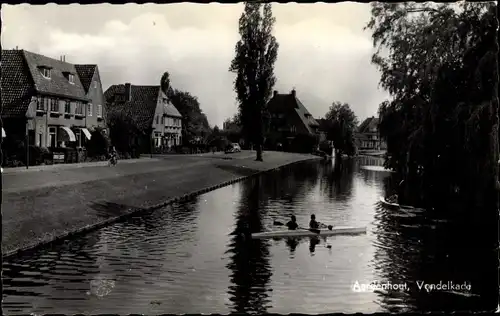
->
[3,157,496,314]
[226,176,272,314]
[372,182,497,312]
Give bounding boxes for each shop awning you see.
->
[1,127,6,138]
[60,126,76,142]
[80,128,92,140]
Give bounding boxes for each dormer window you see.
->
[68,74,75,84]
[41,68,51,79]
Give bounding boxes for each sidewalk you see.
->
[2,151,321,257]
[1,157,161,174]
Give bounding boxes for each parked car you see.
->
[225,143,241,154]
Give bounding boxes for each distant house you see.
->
[316,118,330,142]
[1,49,103,152]
[267,89,320,151]
[354,116,387,151]
[104,83,183,151]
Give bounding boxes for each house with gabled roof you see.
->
[266,89,320,151]
[1,49,105,152]
[354,116,387,151]
[74,64,106,130]
[104,82,183,150]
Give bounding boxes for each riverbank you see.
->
[2,151,321,258]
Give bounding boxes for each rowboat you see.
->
[251,226,367,239]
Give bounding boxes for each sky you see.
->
[2,3,390,127]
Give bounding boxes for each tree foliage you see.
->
[365,2,498,208]
[324,102,359,156]
[168,89,211,143]
[107,109,142,154]
[229,2,279,161]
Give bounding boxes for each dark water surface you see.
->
[3,157,496,314]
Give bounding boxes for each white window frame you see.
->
[50,98,59,112]
[68,74,75,84]
[42,68,51,79]
[87,103,93,116]
[93,81,97,88]
[75,102,84,115]
[65,100,71,114]
[97,105,102,118]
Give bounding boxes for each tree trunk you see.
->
[256,144,263,161]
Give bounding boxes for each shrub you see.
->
[85,127,109,158]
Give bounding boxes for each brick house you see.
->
[1,49,105,154]
[266,89,320,151]
[104,83,183,151]
[354,116,387,151]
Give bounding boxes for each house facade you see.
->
[1,49,104,153]
[104,83,182,151]
[266,89,320,151]
[354,116,387,151]
[74,65,106,131]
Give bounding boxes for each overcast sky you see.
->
[2,3,389,127]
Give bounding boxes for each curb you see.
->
[3,156,321,260]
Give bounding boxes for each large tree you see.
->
[324,102,358,157]
[365,2,498,208]
[229,2,279,161]
[168,89,211,143]
[160,71,211,144]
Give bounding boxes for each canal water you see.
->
[2,157,496,314]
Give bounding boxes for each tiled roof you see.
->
[104,84,160,131]
[1,50,36,117]
[164,103,182,118]
[74,64,96,94]
[22,50,88,101]
[316,118,330,132]
[358,116,379,133]
[267,92,319,134]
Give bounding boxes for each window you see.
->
[93,81,97,88]
[65,101,71,114]
[87,104,93,116]
[44,97,50,111]
[68,74,75,84]
[42,68,51,79]
[50,98,59,112]
[49,127,57,148]
[161,116,164,124]
[291,125,296,133]
[156,115,159,124]
[75,102,84,115]
[37,97,45,111]
[97,105,102,117]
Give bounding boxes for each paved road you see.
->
[2,151,320,256]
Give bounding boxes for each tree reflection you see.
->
[319,157,355,203]
[372,185,498,312]
[225,176,273,314]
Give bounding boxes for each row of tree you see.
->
[365,2,498,210]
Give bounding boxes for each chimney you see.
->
[291,89,296,97]
[15,46,18,50]
[273,90,278,97]
[124,83,132,101]
[63,55,66,62]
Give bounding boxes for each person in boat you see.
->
[286,215,299,230]
[309,214,320,229]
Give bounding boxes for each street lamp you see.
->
[25,97,37,169]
